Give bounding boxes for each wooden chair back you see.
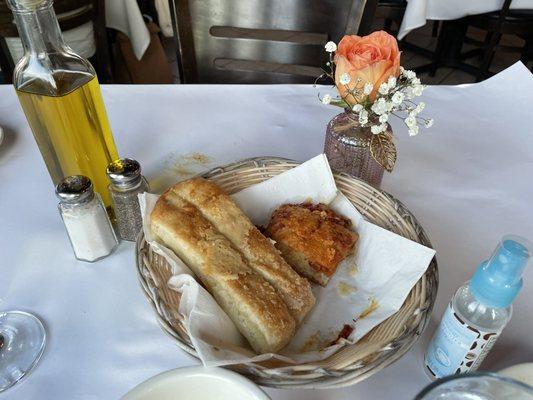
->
[1,0,98,36]
[0,0,110,83]
[358,0,407,36]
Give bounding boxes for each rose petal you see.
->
[334,31,401,104]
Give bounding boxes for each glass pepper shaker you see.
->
[106,158,149,241]
[56,175,119,262]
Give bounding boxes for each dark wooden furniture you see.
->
[462,0,533,80]
[358,0,407,36]
[428,0,533,81]
[0,0,112,84]
[167,0,365,84]
[358,0,440,62]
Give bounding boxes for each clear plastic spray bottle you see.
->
[424,235,531,379]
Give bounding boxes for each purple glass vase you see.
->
[324,111,390,188]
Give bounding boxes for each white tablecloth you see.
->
[1,62,533,399]
[398,0,533,39]
[6,0,150,63]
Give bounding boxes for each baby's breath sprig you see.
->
[317,42,433,137]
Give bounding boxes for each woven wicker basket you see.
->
[136,156,438,389]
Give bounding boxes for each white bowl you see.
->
[499,363,533,386]
[122,366,271,400]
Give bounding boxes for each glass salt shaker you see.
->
[106,158,149,241]
[56,175,119,262]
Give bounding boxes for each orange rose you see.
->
[334,31,400,105]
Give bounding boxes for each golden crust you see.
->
[150,189,295,354]
[170,178,315,324]
[266,203,358,286]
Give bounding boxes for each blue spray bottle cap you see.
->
[470,235,531,308]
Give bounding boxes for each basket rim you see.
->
[136,155,439,388]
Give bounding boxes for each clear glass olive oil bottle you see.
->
[8,0,118,209]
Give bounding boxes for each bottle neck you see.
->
[13,3,67,56]
[453,284,512,332]
[462,283,512,316]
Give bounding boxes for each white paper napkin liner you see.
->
[232,154,338,227]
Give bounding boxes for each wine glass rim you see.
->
[414,371,533,399]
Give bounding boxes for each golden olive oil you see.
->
[17,77,118,208]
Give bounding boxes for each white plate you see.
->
[122,366,271,400]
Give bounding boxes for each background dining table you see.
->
[398,0,533,40]
[0,62,532,400]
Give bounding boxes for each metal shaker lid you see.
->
[106,158,142,188]
[55,175,94,204]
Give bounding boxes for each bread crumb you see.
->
[149,152,213,193]
[360,297,379,319]
[347,263,358,277]
[330,324,354,345]
[300,331,321,352]
[190,153,211,164]
[337,282,357,297]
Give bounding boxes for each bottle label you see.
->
[425,302,499,378]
